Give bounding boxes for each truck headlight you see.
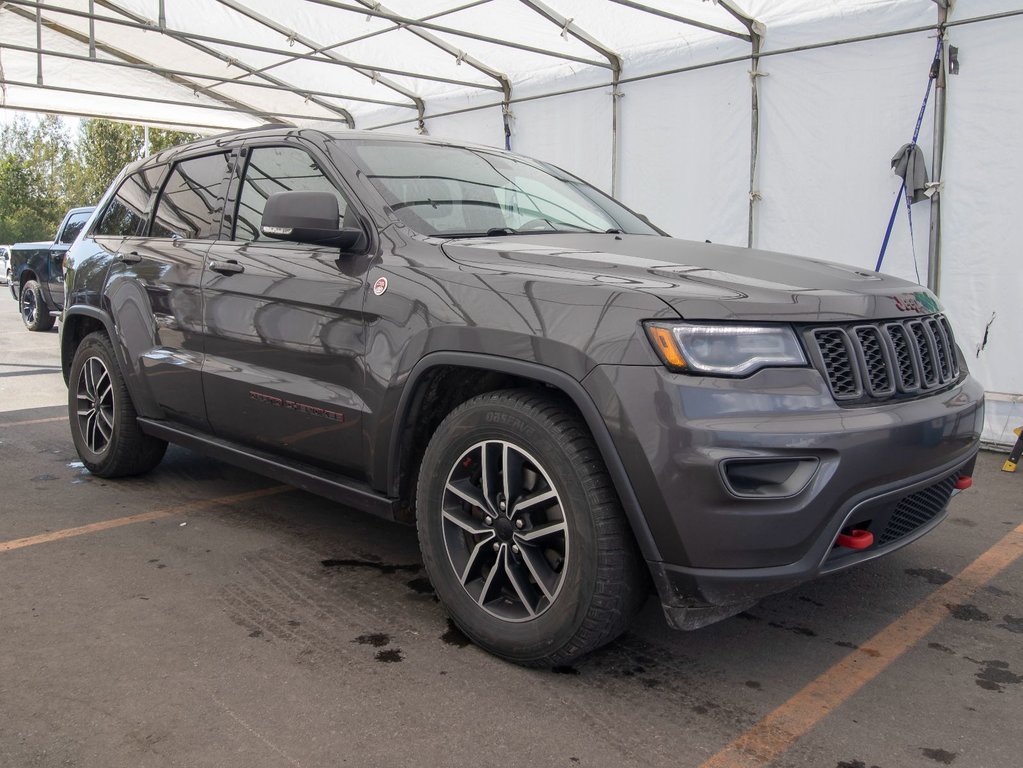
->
[645,322,807,376]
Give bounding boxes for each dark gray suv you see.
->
[61,127,983,665]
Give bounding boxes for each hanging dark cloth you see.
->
[891,143,930,205]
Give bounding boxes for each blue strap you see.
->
[876,36,943,273]
[876,179,905,272]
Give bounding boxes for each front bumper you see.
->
[582,364,984,626]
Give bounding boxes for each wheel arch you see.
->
[61,306,121,386]
[387,351,662,562]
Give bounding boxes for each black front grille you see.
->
[807,314,960,404]
[877,475,957,546]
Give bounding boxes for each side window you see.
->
[59,211,92,244]
[234,147,348,242]
[93,172,154,237]
[151,153,231,239]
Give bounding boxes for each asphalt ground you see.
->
[0,302,1021,768]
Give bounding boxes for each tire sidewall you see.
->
[67,335,122,471]
[21,281,43,331]
[418,396,601,663]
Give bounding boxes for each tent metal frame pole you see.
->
[0,41,414,110]
[717,0,764,248]
[35,0,43,84]
[927,4,949,294]
[607,0,750,42]
[349,0,512,138]
[4,102,246,132]
[5,4,287,124]
[516,0,623,194]
[201,0,492,91]
[212,0,428,127]
[0,79,358,124]
[302,0,610,69]
[4,0,499,94]
[87,0,95,57]
[98,0,358,126]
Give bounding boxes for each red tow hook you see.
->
[954,476,973,490]
[836,529,874,550]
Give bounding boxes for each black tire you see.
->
[416,389,648,667]
[20,280,55,332]
[67,331,167,478]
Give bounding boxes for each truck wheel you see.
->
[20,280,55,332]
[68,331,167,478]
[416,389,648,667]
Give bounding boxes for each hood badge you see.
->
[373,276,388,296]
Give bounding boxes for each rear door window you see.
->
[234,146,348,242]
[151,153,232,239]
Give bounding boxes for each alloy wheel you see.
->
[75,356,115,454]
[20,289,37,325]
[441,440,569,622]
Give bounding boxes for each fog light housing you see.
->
[721,458,819,499]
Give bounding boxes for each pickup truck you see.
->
[10,206,95,331]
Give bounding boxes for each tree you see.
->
[0,115,73,243]
[71,120,198,205]
[0,114,198,243]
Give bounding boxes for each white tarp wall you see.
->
[354,0,1023,447]
[1,0,1019,444]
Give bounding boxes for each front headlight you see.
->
[644,322,807,376]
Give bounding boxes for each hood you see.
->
[441,234,941,322]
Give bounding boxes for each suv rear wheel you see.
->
[20,280,55,332]
[68,331,167,477]
[416,389,647,666]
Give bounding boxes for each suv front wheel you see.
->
[416,389,648,666]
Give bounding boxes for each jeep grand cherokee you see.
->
[60,128,983,665]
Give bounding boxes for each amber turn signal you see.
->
[646,325,687,370]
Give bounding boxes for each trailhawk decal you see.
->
[249,391,345,423]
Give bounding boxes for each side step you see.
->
[137,418,400,521]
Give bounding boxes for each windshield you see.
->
[347,140,661,238]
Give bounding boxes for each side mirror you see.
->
[261,190,366,250]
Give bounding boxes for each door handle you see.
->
[118,251,142,264]
[209,259,244,275]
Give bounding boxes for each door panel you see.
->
[106,237,212,429]
[202,241,369,477]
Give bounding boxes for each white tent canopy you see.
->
[2,0,1021,445]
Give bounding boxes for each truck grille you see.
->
[805,315,960,404]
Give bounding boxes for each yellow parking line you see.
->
[701,521,1023,768]
[0,486,293,554]
[1,416,67,428]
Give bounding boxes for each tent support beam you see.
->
[717,0,764,248]
[5,4,287,125]
[201,0,491,93]
[303,0,610,69]
[350,0,512,140]
[2,102,245,132]
[0,41,414,110]
[607,0,750,42]
[99,0,357,127]
[0,79,368,124]
[927,4,949,294]
[87,0,95,57]
[211,0,427,129]
[516,0,623,194]
[4,0,495,95]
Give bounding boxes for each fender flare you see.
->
[60,306,128,388]
[387,351,662,562]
